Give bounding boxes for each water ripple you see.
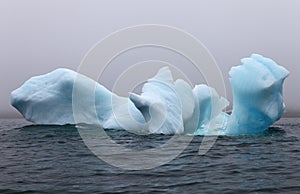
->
[0,119,299,193]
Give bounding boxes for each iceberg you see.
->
[225,54,289,135]
[129,67,184,134]
[10,68,146,131]
[11,54,289,135]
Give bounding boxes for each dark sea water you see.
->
[0,118,299,193]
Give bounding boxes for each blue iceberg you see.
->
[11,54,289,135]
[225,54,289,135]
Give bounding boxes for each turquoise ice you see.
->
[225,54,289,135]
[11,54,289,135]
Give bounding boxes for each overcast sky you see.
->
[1,0,300,118]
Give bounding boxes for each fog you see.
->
[1,0,300,118]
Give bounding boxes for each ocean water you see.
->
[0,118,299,193]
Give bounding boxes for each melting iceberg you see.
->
[11,54,289,135]
[225,54,289,135]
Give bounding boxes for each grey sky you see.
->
[1,0,300,118]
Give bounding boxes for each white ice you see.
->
[11,54,289,135]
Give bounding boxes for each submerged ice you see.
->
[11,54,289,135]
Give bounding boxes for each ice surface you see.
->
[10,69,146,131]
[11,69,77,125]
[129,67,184,134]
[11,54,289,135]
[225,54,289,135]
[193,85,229,135]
